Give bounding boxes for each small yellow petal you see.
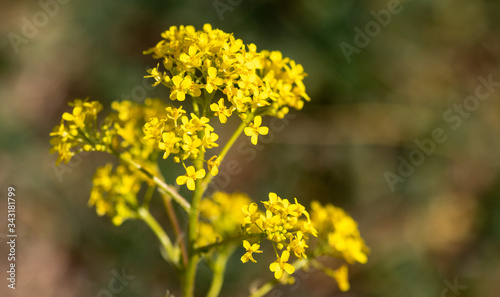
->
[251,134,258,145]
[187,179,195,191]
[62,113,74,121]
[244,127,253,137]
[177,91,186,101]
[258,127,269,135]
[254,116,262,126]
[176,175,188,185]
[284,263,295,275]
[281,250,290,262]
[195,169,206,179]
[269,262,280,272]
[206,84,214,93]
[208,67,217,78]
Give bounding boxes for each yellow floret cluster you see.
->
[197,192,252,247]
[88,163,142,226]
[310,201,369,265]
[308,201,370,291]
[49,99,106,165]
[240,195,369,292]
[144,24,310,120]
[241,193,318,279]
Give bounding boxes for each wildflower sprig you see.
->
[50,24,368,297]
[242,199,369,294]
[49,99,108,165]
[241,192,318,279]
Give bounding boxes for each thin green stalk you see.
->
[138,207,178,266]
[183,150,206,297]
[142,185,156,209]
[110,150,191,212]
[159,190,188,268]
[207,246,235,297]
[201,117,250,192]
[249,280,278,297]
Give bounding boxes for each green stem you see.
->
[201,117,250,192]
[142,185,156,209]
[183,150,206,297]
[159,190,188,268]
[206,246,235,297]
[138,207,178,266]
[110,149,191,212]
[248,280,278,297]
[193,100,200,116]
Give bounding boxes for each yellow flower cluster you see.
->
[88,163,142,226]
[241,193,318,279]
[50,98,172,224]
[197,192,252,247]
[310,201,369,264]
[50,98,169,170]
[111,99,170,170]
[143,106,217,190]
[309,201,370,291]
[49,99,107,165]
[140,24,311,190]
[144,24,309,120]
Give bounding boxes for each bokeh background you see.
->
[1,0,500,296]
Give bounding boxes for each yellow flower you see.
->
[334,265,350,291]
[287,231,308,259]
[181,114,210,135]
[181,134,202,159]
[170,76,201,101]
[176,166,205,191]
[166,106,186,122]
[269,250,295,279]
[143,117,165,140]
[323,265,350,292]
[241,240,263,263]
[179,45,202,68]
[210,98,233,123]
[207,155,222,176]
[242,202,260,225]
[244,116,269,145]
[202,129,219,150]
[205,67,224,93]
[144,63,169,86]
[158,131,181,159]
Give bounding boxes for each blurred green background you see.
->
[1,0,499,296]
